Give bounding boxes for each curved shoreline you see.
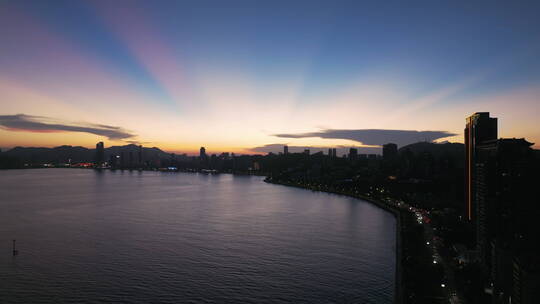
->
[265,179,403,304]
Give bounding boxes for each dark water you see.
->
[0,169,396,303]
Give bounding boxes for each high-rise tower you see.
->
[95,142,105,167]
[138,145,143,167]
[349,148,358,160]
[200,147,207,160]
[465,112,497,221]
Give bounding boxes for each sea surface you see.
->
[0,169,396,303]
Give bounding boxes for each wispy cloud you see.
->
[0,114,135,140]
[125,140,152,145]
[273,129,456,147]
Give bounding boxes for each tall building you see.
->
[349,148,358,160]
[464,111,539,303]
[138,145,143,166]
[474,138,536,302]
[95,142,105,166]
[332,148,337,158]
[284,145,289,155]
[465,112,497,221]
[304,149,310,155]
[200,147,207,159]
[383,143,398,159]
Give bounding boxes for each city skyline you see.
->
[1,1,540,154]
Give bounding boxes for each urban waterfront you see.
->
[0,169,396,304]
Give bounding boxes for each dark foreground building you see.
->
[383,143,398,160]
[466,113,540,304]
[465,112,498,222]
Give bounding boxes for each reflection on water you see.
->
[0,169,395,303]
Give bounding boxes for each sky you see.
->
[1,0,539,154]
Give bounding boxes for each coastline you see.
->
[265,179,403,304]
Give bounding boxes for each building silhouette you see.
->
[475,138,537,302]
[383,143,398,159]
[95,142,105,167]
[199,147,208,168]
[349,148,358,160]
[465,112,497,221]
[138,145,143,167]
[200,147,207,159]
[284,145,288,155]
[465,112,540,303]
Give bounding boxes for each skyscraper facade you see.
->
[474,138,536,302]
[465,112,540,303]
[200,147,207,159]
[95,142,105,166]
[284,145,288,155]
[465,112,497,221]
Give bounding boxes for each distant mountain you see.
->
[2,144,170,164]
[399,141,464,158]
[3,145,93,163]
[104,144,171,162]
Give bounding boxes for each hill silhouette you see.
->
[2,144,170,164]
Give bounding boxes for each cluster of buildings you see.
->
[95,142,145,169]
[465,112,539,303]
[281,145,390,160]
[92,139,401,172]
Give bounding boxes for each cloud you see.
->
[0,114,135,140]
[249,144,381,155]
[273,129,456,148]
[125,140,152,145]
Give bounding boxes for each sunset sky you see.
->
[1,0,539,154]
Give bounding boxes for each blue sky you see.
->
[1,0,539,152]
